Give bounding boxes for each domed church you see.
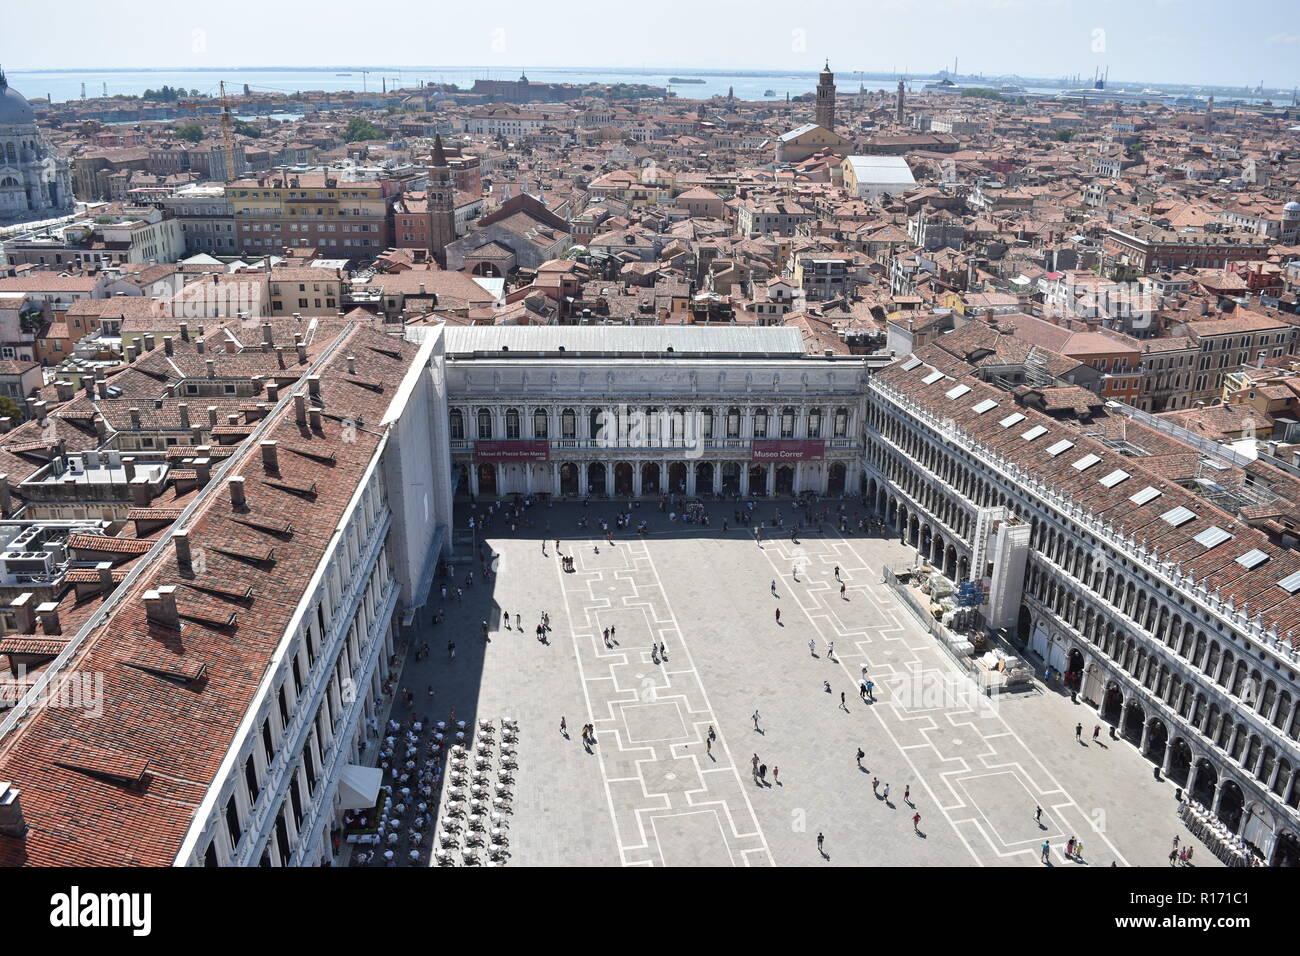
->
[0,67,74,225]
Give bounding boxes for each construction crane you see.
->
[180,80,238,182]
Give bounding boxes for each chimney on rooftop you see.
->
[307,375,321,400]
[0,475,10,518]
[9,593,35,634]
[35,602,60,636]
[125,342,139,363]
[224,338,236,355]
[347,355,356,374]
[310,408,322,431]
[206,358,215,379]
[260,440,279,474]
[179,321,190,342]
[129,474,151,507]
[229,475,246,510]
[55,380,74,403]
[97,561,113,594]
[93,415,107,441]
[143,334,155,352]
[122,456,136,482]
[262,323,274,350]
[297,341,307,365]
[196,337,206,355]
[163,335,174,356]
[0,783,29,838]
[96,378,108,399]
[294,391,306,425]
[144,585,179,629]
[178,403,190,431]
[267,382,280,403]
[276,346,286,370]
[173,528,192,568]
[81,374,95,397]
[207,406,218,428]
[0,419,9,435]
[194,455,212,485]
[129,406,141,429]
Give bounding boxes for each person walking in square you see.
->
[1075,722,1083,742]
[772,766,779,785]
[560,716,567,738]
[856,747,865,768]
[752,709,761,731]
[1042,841,1051,863]
[872,776,879,794]
[809,639,816,657]
[912,812,921,832]
[1092,725,1100,742]
[904,785,911,806]
[817,832,825,855]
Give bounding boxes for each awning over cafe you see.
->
[337,764,383,811]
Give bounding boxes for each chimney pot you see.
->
[0,783,29,838]
[178,403,190,430]
[206,358,216,379]
[129,475,151,507]
[163,335,174,356]
[0,418,10,435]
[97,561,113,592]
[129,406,141,429]
[267,383,280,402]
[196,337,206,354]
[193,456,212,485]
[179,321,190,342]
[35,602,60,636]
[307,375,321,398]
[144,585,179,629]
[260,440,279,473]
[96,378,108,399]
[229,475,246,510]
[207,406,218,427]
[225,338,236,355]
[0,475,9,518]
[174,529,192,567]
[10,593,35,634]
[294,392,307,424]
[347,355,356,374]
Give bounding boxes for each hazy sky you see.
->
[3,0,1298,88]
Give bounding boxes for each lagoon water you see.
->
[9,65,1066,105]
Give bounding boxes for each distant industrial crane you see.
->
[180,80,238,182]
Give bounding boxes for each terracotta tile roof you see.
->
[0,322,421,866]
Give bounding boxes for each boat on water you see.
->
[668,77,705,84]
[336,73,352,77]
[998,83,1026,94]
[923,78,957,92]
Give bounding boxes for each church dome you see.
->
[1284,200,1300,214]
[0,71,36,125]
